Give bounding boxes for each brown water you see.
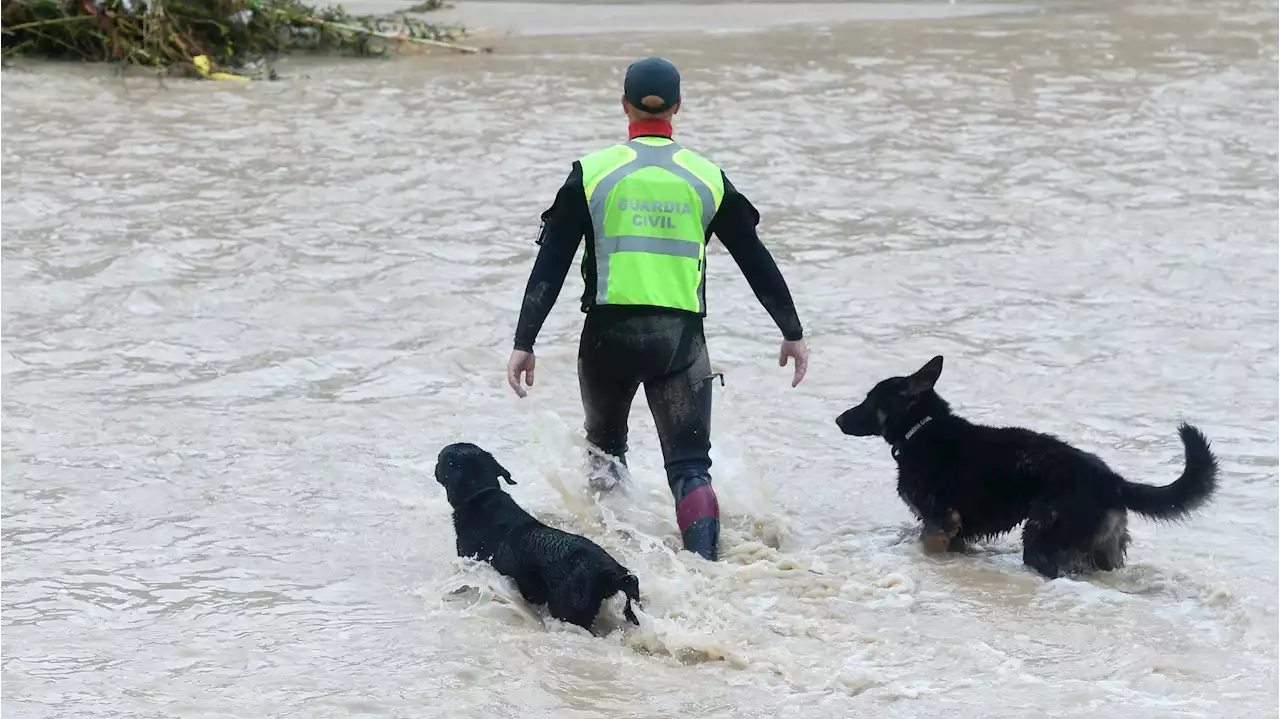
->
[2,0,1277,717]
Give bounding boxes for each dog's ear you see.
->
[906,355,943,394]
[488,455,516,485]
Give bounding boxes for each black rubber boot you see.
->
[587,450,630,493]
[669,469,720,561]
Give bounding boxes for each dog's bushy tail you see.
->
[1119,423,1219,520]
[616,571,641,625]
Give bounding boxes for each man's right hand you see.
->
[507,349,536,398]
[779,339,809,387]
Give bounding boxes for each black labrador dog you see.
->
[434,442,642,631]
[835,356,1220,579]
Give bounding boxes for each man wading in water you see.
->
[506,57,809,561]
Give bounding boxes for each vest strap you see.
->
[597,235,703,259]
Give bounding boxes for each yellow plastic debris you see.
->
[192,55,250,82]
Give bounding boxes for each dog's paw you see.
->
[920,530,952,555]
[919,511,963,554]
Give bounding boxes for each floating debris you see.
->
[405,1,450,11]
[0,0,485,76]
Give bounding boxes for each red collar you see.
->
[628,119,673,140]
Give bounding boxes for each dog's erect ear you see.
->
[906,355,943,395]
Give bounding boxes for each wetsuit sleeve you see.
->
[710,173,804,341]
[513,163,588,352]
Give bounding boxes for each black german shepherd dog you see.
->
[835,356,1220,579]
[435,442,642,631]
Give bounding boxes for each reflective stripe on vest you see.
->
[580,138,724,313]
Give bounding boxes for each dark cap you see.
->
[624,57,681,114]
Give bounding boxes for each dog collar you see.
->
[891,415,933,460]
[457,486,502,505]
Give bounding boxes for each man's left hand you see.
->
[507,349,536,398]
[779,339,809,387]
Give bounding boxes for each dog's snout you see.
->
[836,405,877,437]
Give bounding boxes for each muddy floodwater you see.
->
[2,0,1277,717]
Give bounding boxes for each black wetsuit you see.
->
[513,129,804,559]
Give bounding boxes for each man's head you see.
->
[622,57,682,121]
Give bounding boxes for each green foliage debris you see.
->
[1,0,480,77]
